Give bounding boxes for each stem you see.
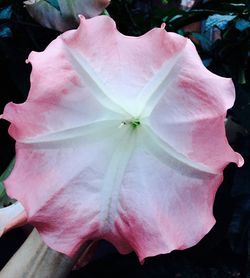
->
[0,229,91,278]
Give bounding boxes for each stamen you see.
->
[119,119,141,129]
[118,121,127,128]
[130,119,140,129]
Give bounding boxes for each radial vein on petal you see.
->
[63,42,132,117]
[142,125,218,175]
[19,119,121,144]
[136,44,186,118]
[100,126,137,234]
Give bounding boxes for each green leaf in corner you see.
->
[0,158,15,201]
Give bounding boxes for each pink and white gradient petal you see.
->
[146,39,243,172]
[1,16,243,262]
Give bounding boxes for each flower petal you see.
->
[105,127,222,262]
[5,124,134,256]
[1,16,243,262]
[3,28,123,142]
[60,16,187,115]
[145,39,243,172]
[24,0,110,32]
[0,202,27,236]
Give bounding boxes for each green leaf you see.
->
[0,5,12,37]
[0,25,11,37]
[102,9,110,16]
[238,69,246,84]
[45,0,60,10]
[191,32,212,49]
[205,14,236,30]
[235,19,250,31]
[0,5,12,19]
[0,158,15,201]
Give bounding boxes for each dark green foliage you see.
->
[0,5,12,37]
[0,158,15,207]
[46,0,60,10]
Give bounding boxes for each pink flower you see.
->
[24,0,110,32]
[1,16,243,262]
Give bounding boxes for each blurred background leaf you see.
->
[0,158,15,207]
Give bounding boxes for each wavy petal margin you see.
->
[1,16,243,263]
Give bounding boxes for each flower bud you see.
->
[24,0,110,31]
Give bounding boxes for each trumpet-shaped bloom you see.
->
[24,0,110,32]
[1,16,243,262]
